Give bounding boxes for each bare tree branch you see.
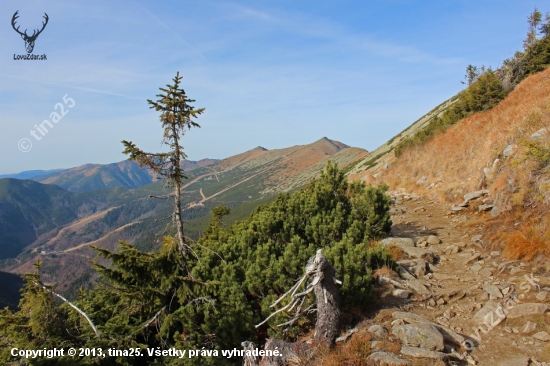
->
[143,306,166,328]
[35,282,100,339]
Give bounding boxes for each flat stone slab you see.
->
[464,190,489,202]
[399,346,448,361]
[507,303,548,319]
[479,204,494,212]
[426,235,441,245]
[479,268,493,277]
[463,253,481,264]
[483,284,503,299]
[392,323,444,351]
[470,263,482,272]
[405,279,430,296]
[380,237,415,249]
[472,300,505,326]
[402,246,434,258]
[522,321,537,333]
[392,311,466,346]
[367,351,411,366]
[534,331,550,341]
[397,259,425,267]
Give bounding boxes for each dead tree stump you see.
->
[243,249,341,366]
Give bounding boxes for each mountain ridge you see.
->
[0,137,366,298]
[31,158,218,193]
[0,169,64,180]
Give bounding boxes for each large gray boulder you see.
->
[391,323,444,351]
[380,238,415,249]
[392,311,466,346]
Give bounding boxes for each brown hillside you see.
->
[360,68,550,261]
[363,67,550,197]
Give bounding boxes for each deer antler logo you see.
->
[12,11,49,54]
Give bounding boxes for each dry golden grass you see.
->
[303,330,372,366]
[380,68,550,200]
[487,210,550,261]
[383,245,406,261]
[368,68,550,261]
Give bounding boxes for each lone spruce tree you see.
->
[122,72,204,262]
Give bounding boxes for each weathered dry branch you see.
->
[246,249,342,366]
[35,282,101,339]
[184,235,226,265]
[149,194,174,199]
[143,306,166,328]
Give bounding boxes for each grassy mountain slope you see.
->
[33,159,217,193]
[357,67,550,261]
[179,137,365,202]
[367,68,550,197]
[346,96,457,180]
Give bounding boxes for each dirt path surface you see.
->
[359,190,550,366]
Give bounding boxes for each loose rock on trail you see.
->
[347,190,550,365]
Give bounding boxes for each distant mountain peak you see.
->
[251,146,268,152]
[311,137,350,151]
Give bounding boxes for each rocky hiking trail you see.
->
[351,190,550,366]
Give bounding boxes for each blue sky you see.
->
[0,0,543,174]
